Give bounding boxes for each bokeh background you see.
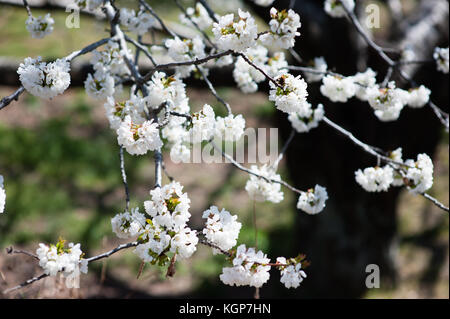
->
[0,0,448,299]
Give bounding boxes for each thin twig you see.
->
[6,246,39,260]
[0,87,25,110]
[198,0,218,23]
[22,0,32,16]
[124,34,157,66]
[142,50,233,81]
[423,193,449,212]
[238,52,282,88]
[119,146,130,210]
[139,0,177,38]
[209,140,304,194]
[272,129,296,169]
[196,65,232,114]
[174,0,216,49]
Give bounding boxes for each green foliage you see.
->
[0,92,144,252]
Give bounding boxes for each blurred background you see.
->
[0,0,448,299]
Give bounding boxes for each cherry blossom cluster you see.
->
[233,46,288,93]
[296,185,329,215]
[17,57,71,99]
[269,73,309,114]
[434,47,449,74]
[179,2,214,31]
[165,36,207,79]
[219,244,309,290]
[36,239,88,288]
[304,57,327,83]
[317,65,432,121]
[245,164,284,203]
[111,207,146,239]
[260,8,301,49]
[116,115,162,155]
[355,149,434,194]
[25,13,54,39]
[288,103,324,133]
[110,181,198,265]
[220,244,271,288]
[202,206,242,254]
[212,9,258,52]
[119,7,156,36]
[85,40,130,100]
[276,256,308,289]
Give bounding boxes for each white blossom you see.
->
[260,8,301,49]
[111,207,146,239]
[132,181,198,264]
[17,57,71,99]
[214,54,234,67]
[277,257,307,289]
[180,3,214,30]
[91,40,130,76]
[324,0,355,18]
[353,68,377,101]
[389,147,405,187]
[407,85,431,108]
[401,48,416,62]
[233,45,268,93]
[170,227,198,259]
[269,73,310,115]
[433,47,449,74]
[143,181,191,232]
[145,72,188,111]
[252,0,275,6]
[36,241,88,289]
[134,231,171,263]
[25,13,54,39]
[212,9,258,52]
[215,113,246,141]
[245,164,284,203]
[202,206,242,253]
[170,143,191,163]
[304,57,327,83]
[189,104,216,143]
[288,103,324,133]
[320,75,356,103]
[373,103,404,121]
[103,95,146,131]
[162,122,190,145]
[366,82,409,121]
[120,8,156,36]
[84,70,115,100]
[266,52,288,78]
[355,166,394,192]
[165,36,207,79]
[117,115,163,155]
[220,244,270,288]
[404,154,434,194]
[297,185,328,215]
